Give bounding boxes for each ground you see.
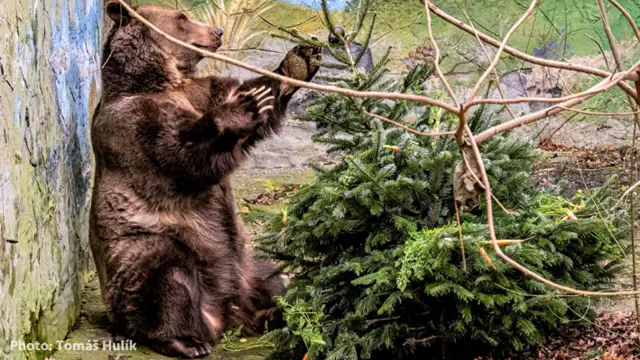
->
[51,278,273,360]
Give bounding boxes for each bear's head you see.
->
[103,0,224,93]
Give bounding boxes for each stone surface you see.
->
[0,0,101,359]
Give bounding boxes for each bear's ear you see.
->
[106,0,132,26]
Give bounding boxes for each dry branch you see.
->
[475,59,640,143]
[116,0,461,113]
[607,0,640,41]
[423,0,458,106]
[365,112,456,137]
[466,0,538,105]
[466,124,640,296]
[425,3,639,97]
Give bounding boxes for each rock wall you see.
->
[0,0,101,359]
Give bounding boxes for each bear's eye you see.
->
[178,14,188,21]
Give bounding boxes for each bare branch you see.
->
[423,0,459,106]
[475,59,640,143]
[365,112,456,137]
[426,3,639,97]
[554,107,640,116]
[460,9,517,119]
[597,0,624,72]
[584,33,611,71]
[454,199,467,273]
[607,0,640,41]
[117,0,461,114]
[465,125,640,296]
[466,0,538,105]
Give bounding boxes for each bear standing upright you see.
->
[89,1,320,358]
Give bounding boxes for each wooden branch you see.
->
[607,0,640,41]
[426,3,639,97]
[554,107,640,116]
[465,125,640,296]
[458,9,518,119]
[116,0,461,114]
[597,0,624,72]
[423,0,459,106]
[584,33,611,71]
[475,58,640,143]
[365,112,455,137]
[454,199,467,273]
[466,0,538,105]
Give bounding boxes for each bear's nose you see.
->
[215,29,224,37]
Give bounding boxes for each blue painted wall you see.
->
[0,0,101,358]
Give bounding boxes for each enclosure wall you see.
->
[0,0,101,359]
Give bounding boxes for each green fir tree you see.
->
[256,1,629,359]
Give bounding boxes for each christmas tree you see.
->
[256,1,629,358]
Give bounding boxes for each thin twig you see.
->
[426,3,639,97]
[630,80,639,321]
[468,81,635,107]
[365,112,456,137]
[466,0,538,105]
[475,59,640,143]
[597,0,624,73]
[619,180,640,204]
[554,107,640,116]
[423,0,459,106]
[454,199,467,273]
[584,33,610,71]
[606,0,640,41]
[460,9,517,119]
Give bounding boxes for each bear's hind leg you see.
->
[246,259,286,333]
[108,237,213,359]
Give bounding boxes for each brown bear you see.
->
[89,1,320,358]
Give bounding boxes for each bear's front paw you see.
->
[226,85,275,116]
[280,45,322,94]
[219,85,275,137]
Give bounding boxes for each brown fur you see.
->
[90,1,320,358]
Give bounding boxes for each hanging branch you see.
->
[116,0,460,112]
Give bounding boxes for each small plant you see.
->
[221,326,275,352]
[264,298,327,359]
